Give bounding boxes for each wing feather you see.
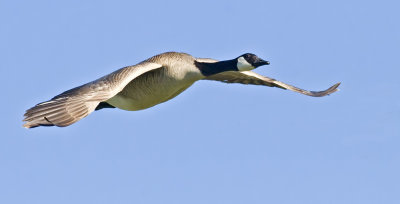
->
[197,58,340,97]
[23,62,162,128]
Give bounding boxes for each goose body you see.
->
[23,52,340,128]
[107,52,203,111]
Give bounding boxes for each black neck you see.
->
[195,59,238,76]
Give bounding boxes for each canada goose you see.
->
[23,52,340,128]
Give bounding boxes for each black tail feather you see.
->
[95,102,115,111]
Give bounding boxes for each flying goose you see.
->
[23,52,340,128]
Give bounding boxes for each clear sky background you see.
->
[1,0,399,203]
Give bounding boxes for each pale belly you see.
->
[106,69,200,111]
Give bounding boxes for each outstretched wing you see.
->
[196,58,340,97]
[23,62,163,128]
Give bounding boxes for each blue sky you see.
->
[1,0,399,203]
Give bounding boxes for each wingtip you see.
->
[309,82,341,97]
[22,123,32,129]
[331,82,341,93]
[22,120,36,129]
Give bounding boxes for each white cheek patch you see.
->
[237,56,255,71]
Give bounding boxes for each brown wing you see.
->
[203,70,340,97]
[197,57,340,97]
[23,62,162,128]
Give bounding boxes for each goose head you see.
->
[236,53,270,71]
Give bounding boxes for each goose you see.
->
[23,52,340,128]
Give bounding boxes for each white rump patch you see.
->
[237,57,255,71]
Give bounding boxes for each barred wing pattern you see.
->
[23,62,162,128]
